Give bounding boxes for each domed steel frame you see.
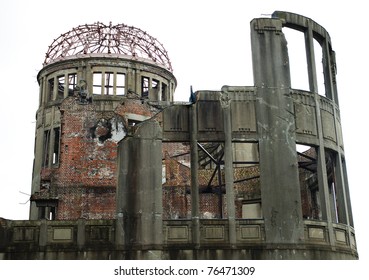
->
[43,22,173,71]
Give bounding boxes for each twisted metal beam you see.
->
[44,22,173,71]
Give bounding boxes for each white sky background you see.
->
[0,0,368,266]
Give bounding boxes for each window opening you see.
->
[49,207,56,220]
[151,79,160,99]
[162,142,191,219]
[297,144,321,220]
[141,76,149,98]
[116,73,125,95]
[283,28,309,91]
[93,72,103,94]
[232,142,261,219]
[52,127,60,165]
[47,78,54,102]
[43,130,51,167]
[197,142,225,219]
[152,79,159,89]
[161,83,167,101]
[37,206,56,220]
[57,76,65,100]
[38,206,46,219]
[68,73,77,95]
[93,72,125,95]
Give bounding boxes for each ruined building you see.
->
[0,11,358,259]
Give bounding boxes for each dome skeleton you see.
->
[44,22,173,71]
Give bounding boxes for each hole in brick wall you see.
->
[89,119,113,143]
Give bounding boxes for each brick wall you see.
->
[37,96,157,220]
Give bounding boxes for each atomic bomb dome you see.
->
[0,11,358,261]
[43,22,173,71]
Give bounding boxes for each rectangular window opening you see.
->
[43,130,51,167]
[162,142,191,220]
[283,28,309,91]
[52,127,60,165]
[161,83,168,101]
[232,142,261,219]
[116,73,125,95]
[57,76,65,100]
[68,73,77,96]
[141,76,149,98]
[93,72,103,95]
[297,144,321,220]
[47,78,54,102]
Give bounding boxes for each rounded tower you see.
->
[30,22,176,220]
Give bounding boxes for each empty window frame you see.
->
[93,71,125,95]
[37,205,56,220]
[47,78,55,102]
[42,130,51,167]
[297,144,321,220]
[141,76,149,98]
[116,73,125,95]
[68,73,77,95]
[52,127,60,165]
[57,76,65,100]
[161,83,168,101]
[283,28,309,91]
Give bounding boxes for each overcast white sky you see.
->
[0,0,368,265]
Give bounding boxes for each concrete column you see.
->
[322,38,353,246]
[251,18,304,244]
[116,119,163,257]
[305,23,318,93]
[39,219,47,247]
[221,93,236,246]
[190,104,200,247]
[77,219,86,250]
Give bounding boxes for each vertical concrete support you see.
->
[305,23,318,93]
[39,219,47,247]
[322,38,353,245]
[221,93,236,246]
[251,18,304,244]
[30,126,44,220]
[116,120,163,257]
[77,219,86,250]
[190,104,200,248]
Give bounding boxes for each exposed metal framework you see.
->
[44,22,173,71]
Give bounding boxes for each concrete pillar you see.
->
[322,37,353,246]
[77,219,86,250]
[221,93,236,246]
[39,219,47,247]
[305,23,318,93]
[190,104,200,247]
[251,18,304,244]
[116,119,163,257]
